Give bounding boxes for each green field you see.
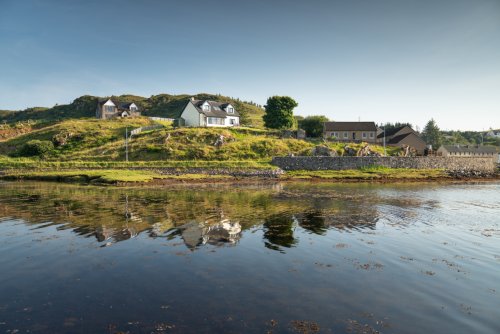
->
[0,95,428,186]
[0,117,401,164]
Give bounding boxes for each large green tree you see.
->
[298,115,330,138]
[422,118,443,149]
[263,96,298,129]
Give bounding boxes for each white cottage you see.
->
[96,98,140,119]
[179,98,240,127]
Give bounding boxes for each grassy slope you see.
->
[0,118,444,185]
[0,118,152,156]
[0,93,265,128]
[0,118,400,163]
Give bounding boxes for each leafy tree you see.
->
[263,214,297,251]
[442,130,470,145]
[379,122,413,132]
[17,140,54,158]
[263,96,298,129]
[422,119,442,149]
[298,115,330,138]
[294,115,304,123]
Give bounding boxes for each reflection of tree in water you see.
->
[0,182,406,250]
[263,214,297,252]
[297,210,327,235]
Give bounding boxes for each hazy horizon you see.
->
[1,0,499,131]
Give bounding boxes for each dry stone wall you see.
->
[271,156,496,172]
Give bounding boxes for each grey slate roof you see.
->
[387,132,426,144]
[377,125,408,138]
[191,100,239,118]
[97,98,118,106]
[440,145,497,154]
[120,102,136,109]
[98,98,139,111]
[324,122,377,132]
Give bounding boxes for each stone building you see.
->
[437,145,497,159]
[323,121,378,143]
[377,125,427,155]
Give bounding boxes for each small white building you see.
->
[437,145,498,159]
[179,98,240,127]
[486,130,500,138]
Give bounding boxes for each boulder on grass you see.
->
[312,145,337,157]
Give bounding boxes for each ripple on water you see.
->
[0,181,499,334]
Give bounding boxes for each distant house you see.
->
[377,125,427,155]
[179,98,240,127]
[96,98,141,119]
[323,122,378,143]
[486,130,500,138]
[437,145,497,159]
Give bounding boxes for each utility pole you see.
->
[125,127,129,162]
[383,126,386,156]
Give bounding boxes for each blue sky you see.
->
[1,0,499,130]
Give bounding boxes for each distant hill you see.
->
[0,93,265,128]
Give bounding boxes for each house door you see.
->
[352,132,356,140]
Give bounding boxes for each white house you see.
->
[486,130,500,138]
[179,98,240,127]
[96,98,140,119]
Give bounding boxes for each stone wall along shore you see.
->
[271,156,496,173]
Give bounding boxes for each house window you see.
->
[369,132,374,138]
[332,132,338,138]
[208,117,224,125]
[228,107,234,113]
[105,105,114,113]
[362,132,367,138]
[230,119,235,125]
[203,104,210,111]
[130,106,137,112]
[343,132,348,139]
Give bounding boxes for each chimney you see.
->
[190,97,195,101]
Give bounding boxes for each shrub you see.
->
[18,140,54,158]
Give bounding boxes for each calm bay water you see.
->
[0,181,499,334]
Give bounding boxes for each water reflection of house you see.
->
[94,225,138,244]
[150,219,175,237]
[180,219,242,249]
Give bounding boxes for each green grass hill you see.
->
[0,118,398,165]
[0,93,265,128]
[0,94,402,172]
